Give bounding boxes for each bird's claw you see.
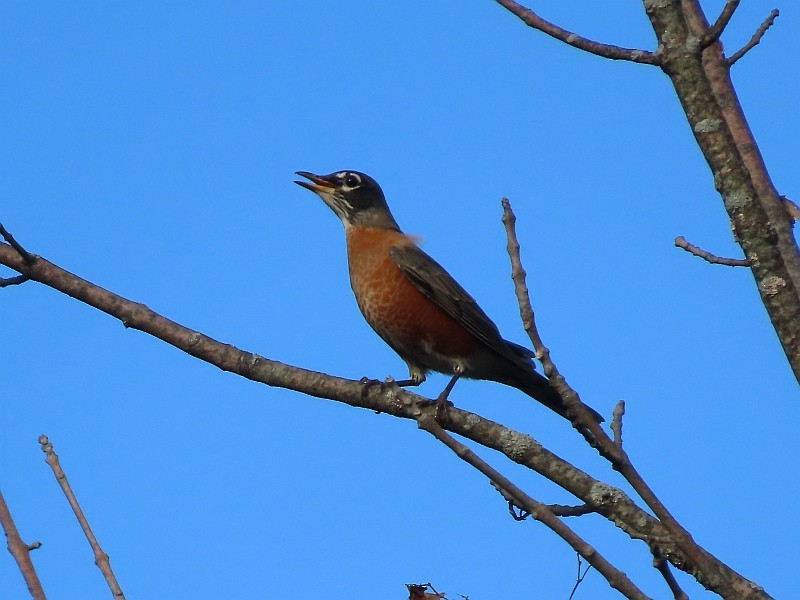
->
[434,393,452,422]
[414,395,454,422]
[359,377,383,399]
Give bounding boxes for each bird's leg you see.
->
[437,373,461,404]
[434,369,462,420]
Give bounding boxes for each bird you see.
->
[294,170,603,423]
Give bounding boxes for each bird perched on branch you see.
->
[295,170,602,423]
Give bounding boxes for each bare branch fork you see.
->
[493,0,660,65]
[0,222,33,287]
[0,227,770,598]
[417,414,649,600]
[700,0,740,48]
[1,2,791,598]
[496,0,800,377]
[500,199,770,599]
[0,222,34,264]
[490,0,793,594]
[666,1,800,382]
[653,548,689,600]
[568,556,593,600]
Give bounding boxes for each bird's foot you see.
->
[434,392,453,421]
[359,375,414,399]
[359,376,384,399]
[414,393,454,421]
[431,372,461,421]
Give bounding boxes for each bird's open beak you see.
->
[294,171,338,193]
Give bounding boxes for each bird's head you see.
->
[295,170,400,230]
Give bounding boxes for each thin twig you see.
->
[494,0,660,65]
[501,198,604,437]
[0,223,35,264]
[416,414,649,600]
[491,481,594,518]
[507,501,529,521]
[568,555,593,600]
[700,0,740,48]
[501,199,716,581]
[0,489,46,600]
[611,400,625,448]
[39,435,126,599]
[726,9,779,66]
[548,503,595,518]
[653,548,689,600]
[0,274,29,287]
[674,236,749,266]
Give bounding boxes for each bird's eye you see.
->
[344,173,361,188]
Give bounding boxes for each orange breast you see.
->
[345,227,477,366]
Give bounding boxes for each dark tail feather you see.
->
[513,370,605,424]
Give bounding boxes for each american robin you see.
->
[295,170,602,423]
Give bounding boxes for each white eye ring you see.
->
[341,172,362,189]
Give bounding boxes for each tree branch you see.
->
[700,0,739,48]
[0,222,34,264]
[39,435,126,599]
[0,488,46,600]
[0,274,29,287]
[417,414,649,600]
[499,199,772,599]
[611,400,625,448]
[674,235,749,267]
[650,0,800,384]
[491,481,595,518]
[494,0,660,65]
[653,548,689,600]
[0,238,773,598]
[727,9,779,66]
[568,556,592,600]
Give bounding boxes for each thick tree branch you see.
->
[496,0,800,383]
[646,0,800,384]
[0,241,722,587]
[497,0,800,382]
[494,0,660,65]
[417,414,649,600]
[0,238,773,598]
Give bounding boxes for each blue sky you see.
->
[1,2,797,598]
